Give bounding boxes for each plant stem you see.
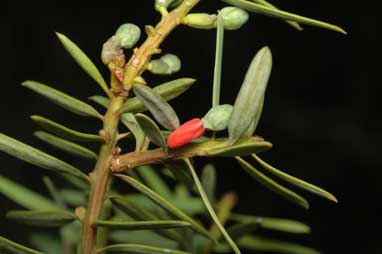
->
[111,136,271,172]
[82,95,123,254]
[123,0,201,89]
[81,1,201,253]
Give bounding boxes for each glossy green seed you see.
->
[220,7,249,30]
[201,104,233,131]
[185,13,217,29]
[115,23,141,49]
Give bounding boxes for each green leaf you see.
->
[119,78,196,114]
[136,165,172,198]
[6,210,76,227]
[228,46,272,144]
[56,32,109,94]
[226,222,259,240]
[121,113,146,152]
[110,231,177,249]
[135,113,168,153]
[31,115,102,142]
[184,159,240,254]
[251,0,302,30]
[60,189,87,207]
[237,236,320,254]
[212,13,224,107]
[35,131,97,160]
[110,196,185,243]
[29,233,61,254]
[202,104,233,132]
[252,154,338,202]
[114,174,213,241]
[230,213,311,234]
[127,193,205,215]
[207,136,272,157]
[89,95,109,108]
[0,174,58,210]
[201,164,217,203]
[236,157,309,209]
[95,220,191,230]
[221,0,346,34]
[98,243,191,254]
[22,80,102,119]
[0,236,45,254]
[133,84,179,130]
[42,176,66,208]
[96,200,113,249]
[0,133,90,181]
[164,162,195,190]
[242,95,264,137]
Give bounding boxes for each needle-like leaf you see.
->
[184,159,241,254]
[31,115,102,142]
[252,154,338,202]
[89,95,109,108]
[228,46,272,144]
[6,210,76,227]
[120,78,196,114]
[133,84,180,130]
[95,220,191,230]
[251,0,302,30]
[97,243,191,254]
[230,213,311,234]
[212,12,224,107]
[221,0,346,34]
[236,157,309,209]
[135,113,168,153]
[0,174,58,210]
[0,236,45,254]
[56,32,109,94]
[114,174,214,241]
[35,131,97,160]
[121,113,146,152]
[137,165,172,198]
[201,164,217,203]
[22,80,102,119]
[109,196,186,243]
[0,133,90,182]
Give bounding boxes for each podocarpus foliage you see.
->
[0,1,346,254]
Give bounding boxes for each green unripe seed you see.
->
[115,23,141,49]
[149,59,172,75]
[148,54,181,75]
[220,7,249,30]
[161,54,181,73]
[185,13,217,29]
[201,104,233,131]
[155,0,174,8]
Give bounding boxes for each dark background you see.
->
[1,1,380,254]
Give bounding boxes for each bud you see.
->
[220,7,249,30]
[185,13,217,29]
[115,23,141,49]
[161,54,181,73]
[155,0,174,9]
[167,118,205,149]
[101,36,123,65]
[148,59,171,75]
[201,104,233,131]
[148,54,181,75]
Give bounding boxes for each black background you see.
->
[1,1,380,254]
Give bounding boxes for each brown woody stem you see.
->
[81,1,201,253]
[123,0,201,89]
[111,137,272,172]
